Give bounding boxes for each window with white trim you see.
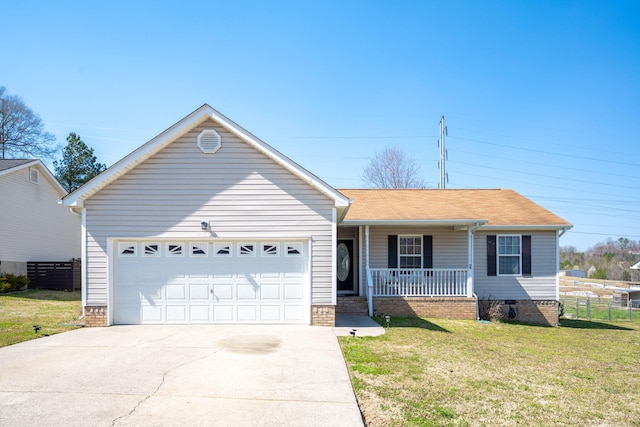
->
[498,235,521,275]
[399,236,422,268]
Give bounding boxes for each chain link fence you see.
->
[560,295,640,322]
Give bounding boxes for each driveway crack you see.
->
[111,350,220,426]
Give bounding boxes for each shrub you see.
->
[479,299,503,322]
[0,273,29,293]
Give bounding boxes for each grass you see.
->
[0,289,82,347]
[340,316,640,426]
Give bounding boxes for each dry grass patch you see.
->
[340,317,640,426]
[0,289,82,347]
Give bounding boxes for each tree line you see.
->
[561,237,640,282]
[1,86,105,193]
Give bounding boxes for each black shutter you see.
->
[388,235,398,268]
[522,235,532,276]
[487,235,497,276]
[423,235,433,268]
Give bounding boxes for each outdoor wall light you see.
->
[201,221,209,231]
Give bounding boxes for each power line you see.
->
[449,135,640,168]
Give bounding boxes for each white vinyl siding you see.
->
[0,165,80,265]
[83,119,334,306]
[474,230,558,300]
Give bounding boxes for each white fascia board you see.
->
[479,225,574,231]
[340,219,488,227]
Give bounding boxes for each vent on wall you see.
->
[197,129,221,154]
[29,168,40,184]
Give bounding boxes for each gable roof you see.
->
[62,104,351,210]
[0,159,67,195]
[338,188,572,230]
[0,159,34,172]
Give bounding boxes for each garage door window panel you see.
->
[166,243,184,256]
[262,243,279,256]
[286,242,303,257]
[238,243,256,256]
[143,243,161,257]
[119,243,137,256]
[214,243,232,256]
[190,243,209,256]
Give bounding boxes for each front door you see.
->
[337,239,355,293]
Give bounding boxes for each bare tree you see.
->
[362,146,426,188]
[0,87,57,159]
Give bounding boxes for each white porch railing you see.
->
[370,268,469,297]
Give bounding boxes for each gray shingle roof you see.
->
[0,159,34,172]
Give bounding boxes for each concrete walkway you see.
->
[333,315,386,337]
[0,325,364,427]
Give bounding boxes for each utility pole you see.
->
[438,115,448,189]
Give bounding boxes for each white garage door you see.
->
[113,240,309,324]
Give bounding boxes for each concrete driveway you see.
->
[0,325,364,426]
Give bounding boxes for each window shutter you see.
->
[388,235,398,268]
[487,235,497,276]
[423,235,433,268]
[522,235,532,276]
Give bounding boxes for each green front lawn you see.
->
[340,317,640,426]
[0,289,82,347]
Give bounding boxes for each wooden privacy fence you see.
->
[27,260,81,291]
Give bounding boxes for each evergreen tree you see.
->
[54,132,106,193]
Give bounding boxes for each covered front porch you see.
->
[337,221,483,318]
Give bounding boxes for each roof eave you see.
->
[480,224,573,231]
[340,219,489,227]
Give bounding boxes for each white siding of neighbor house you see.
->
[361,226,469,282]
[474,230,558,300]
[0,165,80,271]
[83,119,335,306]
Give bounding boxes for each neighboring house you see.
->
[0,159,81,275]
[63,105,572,327]
[631,261,640,270]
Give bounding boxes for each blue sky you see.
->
[3,0,639,251]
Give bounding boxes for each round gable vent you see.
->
[197,129,221,154]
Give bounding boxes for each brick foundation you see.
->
[500,300,559,326]
[83,306,108,327]
[373,296,477,320]
[336,296,369,315]
[311,305,336,326]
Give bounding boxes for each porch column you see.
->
[365,225,373,316]
[467,226,474,298]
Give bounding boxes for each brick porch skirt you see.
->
[373,296,477,320]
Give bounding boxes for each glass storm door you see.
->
[337,240,355,293]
